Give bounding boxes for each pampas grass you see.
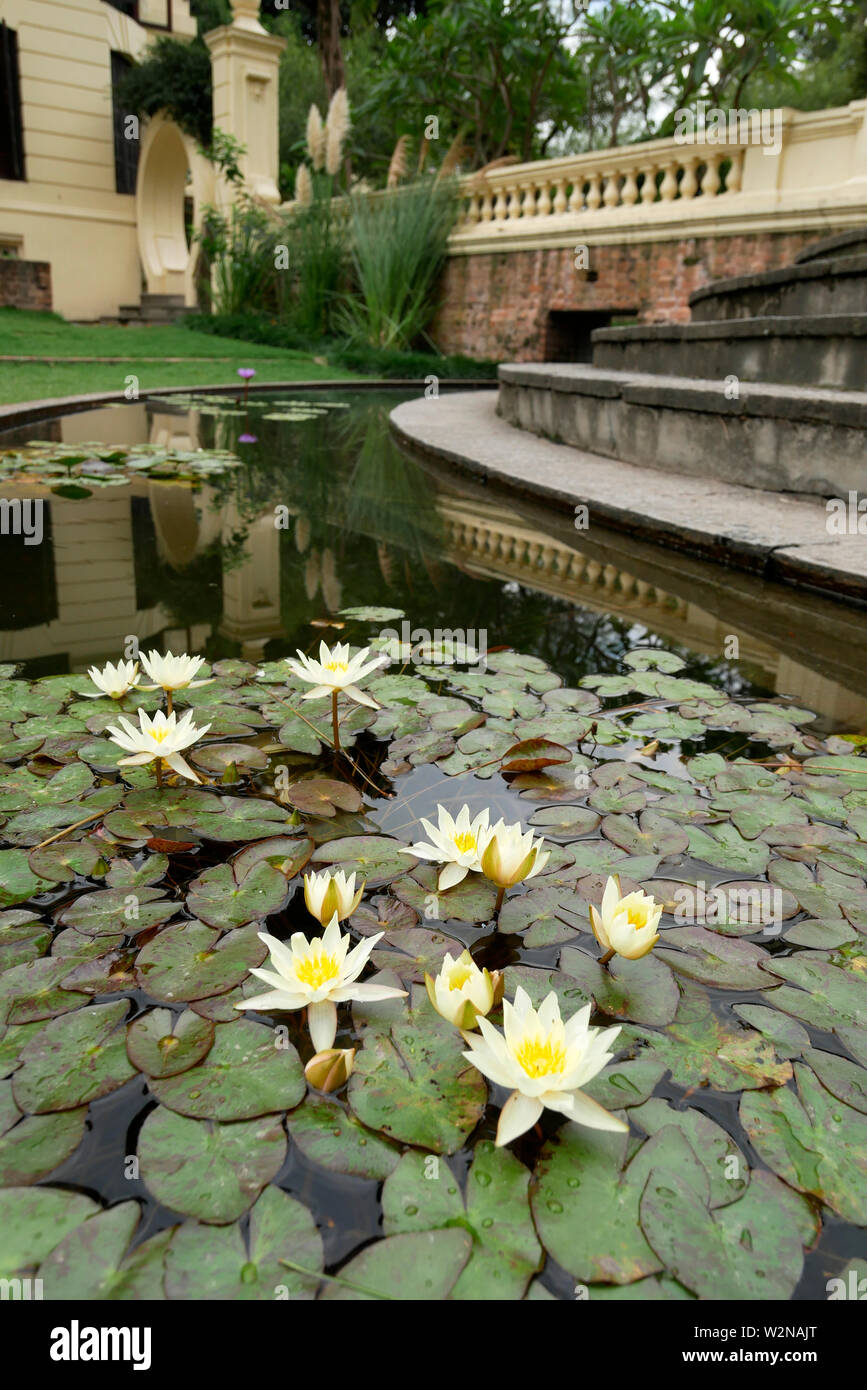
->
[306,104,325,171]
[295,163,313,207]
[325,86,350,176]
[387,134,411,189]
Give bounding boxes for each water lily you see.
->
[106,707,211,787]
[425,949,503,1030]
[590,875,662,963]
[236,917,406,1050]
[304,1047,355,1092]
[401,803,492,892]
[463,987,627,1146]
[285,641,386,750]
[140,650,212,713]
[237,368,256,380]
[84,659,140,700]
[481,819,550,913]
[304,868,365,925]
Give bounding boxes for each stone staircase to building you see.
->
[114,294,194,326]
[497,229,867,498]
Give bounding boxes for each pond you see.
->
[0,387,864,1302]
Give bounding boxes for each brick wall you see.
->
[0,259,52,312]
[431,230,831,361]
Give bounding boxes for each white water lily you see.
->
[285,640,385,709]
[463,986,627,1146]
[304,869,365,925]
[106,707,211,784]
[481,819,550,889]
[85,659,140,700]
[401,803,493,892]
[590,875,662,961]
[236,916,407,1051]
[425,949,503,1030]
[140,649,211,693]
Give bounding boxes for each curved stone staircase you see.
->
[498,230,867,497]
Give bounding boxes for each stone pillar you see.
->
[204,0,286,209]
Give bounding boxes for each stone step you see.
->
[689,255,867,322]
[497,362,867,498]
[591,314,867,390]
[117,294,194,324]
[795,227,867,264]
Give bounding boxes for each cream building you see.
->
[0,0,283,321]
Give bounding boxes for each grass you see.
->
[0,307,360,405]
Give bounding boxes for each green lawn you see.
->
[0,308,359,405]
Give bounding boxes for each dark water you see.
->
[1,387,865,1300]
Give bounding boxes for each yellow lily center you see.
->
[295,952,340,989]
[149,727,171,744]
[447,965,473,991]
[627,905,650,931]
[515,1034,566,1079]
[324,660,348,673]
[452,831,477,854]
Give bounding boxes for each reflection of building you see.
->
[2,401,867,725]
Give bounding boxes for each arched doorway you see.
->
[135,112,213,307]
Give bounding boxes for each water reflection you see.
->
[1,391,865,729]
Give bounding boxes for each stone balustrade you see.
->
[451,101,867,252]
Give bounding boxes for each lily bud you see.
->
[589,874,662,960]
[304,1047,355,1092]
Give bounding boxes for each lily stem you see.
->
[331,689,341,752]
[156,758,164,791]
[494,885,506,917]
[166,688,173,716]
[599,947,615,967]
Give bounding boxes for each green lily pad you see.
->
[559,947,678,1026]
[0,957,90,1023]
[138,1107,286,1222]
[582,1055,665,1111]
[0,1106,86,1184]
[391,866,498,924]
[190,742,269,776]
[758,956,867,1032]
[639,1164,802,1300]
[231,835,314,881]
[28,840,107,884]
[37,1201,148,1299]
[630,1097,748,1207]
[285,1100,400,1179]
[654,928,774,990]
[801,1045,867,1114]
[126,1008,215,1077]
[0,849,54,908]
[732,1004,809,1059]
[498,885,588,944]
[313,835,413,887]
[740,1064,867,1224]
[320,1229,472,1301]
[105,853,169,889]
[382,1142,542,1299]
[531,1123,703,1285]
[149,1019,305,1120]
[624,981,793,1092]
[186,860,288,931]
[687,823,770,875]
[164,1186,323,1300]
[0,1186,98,1276]
[12,999,135,1112]
[348,1005,486,1155]
[601,811,688,860]
[134,922,267,1003]
[371,927,460,981]
[0,920,51,972]
[56,886,176,938]
[527,805,601,837]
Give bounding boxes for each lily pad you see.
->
[382,1142,542,1298]
[56,886,176,938]
[630,1097,748,1207]
[186,860,288,931]
[312,835,413,887]
[740,1064,867,1224]
[559,947,679,1026]
[0,957,90,1024]
[0,849,54,909]
[348,1005,487,1155]
[801,1045,867,1114]
[0,1106,86,1184]
[149,1019,305,1121]
[391,865,498,924]
[12,1000,135,1112]
[164,1186,323,1300]
[0,1186,98,1276]
[320,1229,472,1301]
[135,922,267,1003]
[126,1008,215,1078]
[654,928,774,990]
[138,1107,286,1222]
[285,1100,400,1179]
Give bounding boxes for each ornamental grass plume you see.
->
[295,163,313,208]
[324,86,350,176]
[387,134,410,188]
[306,102,325,171]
